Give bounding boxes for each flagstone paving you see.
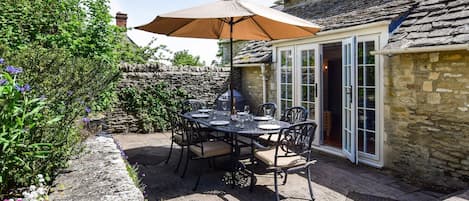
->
[114,133,451,201]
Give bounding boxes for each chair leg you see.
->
[193,159,204,191]
[282,171,288,185]
[249,168,255,192]
[181,148,191,178]
[306,167,315,201]
[166,140,174,164]
[175,146,184,173]
[274,170,280,201]
[208,158,213,169]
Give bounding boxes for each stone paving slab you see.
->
[114,133,452,201]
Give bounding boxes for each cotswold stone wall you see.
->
[384,50,469,191]
[106,63,239,133]
[239,65,273,112]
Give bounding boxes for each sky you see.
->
[109,0,277,65]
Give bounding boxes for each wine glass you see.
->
[221,101,228,111]
[239,115,245,128]
[265,108,272,118]
[244,105,250,114]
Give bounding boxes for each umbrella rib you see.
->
[296,24,319,35]
[249,17,273,40]
[217,18,226,39]
[166,19,197,36]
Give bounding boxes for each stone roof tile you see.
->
[233,41,272,64]
[386,0,469,49]
[283,0,416,31]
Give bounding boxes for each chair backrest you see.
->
[182,99,205,113]
[167,108,186,140]
[179,114,205,142]
[257,102,277,117]
[275,121,317,162]
[280,106,308,124]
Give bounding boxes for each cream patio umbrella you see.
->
[136,0,321,114]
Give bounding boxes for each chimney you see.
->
[115,12,128,28]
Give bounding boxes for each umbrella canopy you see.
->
[136,0,321,40]
[136,0,321,114]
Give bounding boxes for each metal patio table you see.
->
[183,110,290,141]
[182,110,290,188]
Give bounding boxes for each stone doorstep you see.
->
[441,188,469,201]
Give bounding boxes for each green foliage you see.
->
[171,50,205,66]
[0,0,118,62]
[125,162,146,195]
[118,37,172,64]
[119,82,188,133]
[2,46,120,116]
[0,0,163,65]
[0,63,80,194]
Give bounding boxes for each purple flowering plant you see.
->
[0,58,58,194]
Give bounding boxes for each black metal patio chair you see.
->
[182,99,206,113]
[256,102,277,117]
[180,114,234,191]
[260,106,308,142]
[164,107,189,174]
[253,121,318,201]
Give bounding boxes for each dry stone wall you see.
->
[384,50,469,191]
[105,63,239,133]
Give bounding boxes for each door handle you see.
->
[349,85,353,103]
[315,83,318,98]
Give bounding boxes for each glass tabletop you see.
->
[183,110,290,136]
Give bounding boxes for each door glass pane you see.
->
[358,130,364,152]
[358,43,364,65]
[365,41,375,64]
[366,88,375,108]
[300,49,315,120]
[366,132,375,154]
[366,66,375,86]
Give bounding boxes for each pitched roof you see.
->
[386,0,469,49]
[284,0,416,31]
[233,41,272,64]
[233,0,416,64]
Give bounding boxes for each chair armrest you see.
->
[252,140,270,150]
[286,160,317,173]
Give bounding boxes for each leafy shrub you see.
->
[119,82,188,133]
[0,61,80,195]
[1,46,120,117]
[0,0,169,65]
[172,50,205,66]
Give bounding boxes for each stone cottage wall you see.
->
[106,63,240,133]
[384,50,469,191]
[239,65,273,113]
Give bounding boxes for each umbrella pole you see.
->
[229,17,235,115]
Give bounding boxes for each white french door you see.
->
[277,45,321,138]
[342,37,357,163]
[296,44,321,140]
[278,47,294,115]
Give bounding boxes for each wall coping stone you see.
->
[49,136,144,201]
[119,63,230,73]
